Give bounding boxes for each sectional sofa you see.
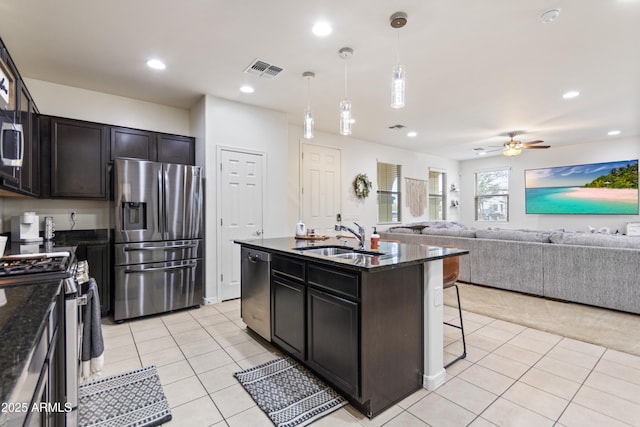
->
[380,222,640,315]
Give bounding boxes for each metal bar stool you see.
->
[443,254,467,368]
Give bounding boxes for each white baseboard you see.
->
[203,296,219,305]
[423,369,446,391]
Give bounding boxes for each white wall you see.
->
[24,79,191,135]
[200,95,289,304]
[287,124,461,234]
[459,136,640,233]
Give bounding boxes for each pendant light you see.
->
[339,47,353,136]
[390,12,408,109]
[302,71,315,139]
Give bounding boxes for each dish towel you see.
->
[81,278,104,383]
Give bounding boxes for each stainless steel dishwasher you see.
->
[240,247,272,340]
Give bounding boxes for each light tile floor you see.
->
[99,298,640,426]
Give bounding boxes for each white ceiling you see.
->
[2,0,639,160]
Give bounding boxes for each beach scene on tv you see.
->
[525,159,639,215]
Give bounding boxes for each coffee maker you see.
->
[11,212,43,243]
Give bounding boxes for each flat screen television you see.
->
[525,159,639,215]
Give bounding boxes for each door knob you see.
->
[256,230,263,236]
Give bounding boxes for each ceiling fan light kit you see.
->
[501,131,550,156]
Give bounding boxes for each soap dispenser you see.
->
[371,227,380,249]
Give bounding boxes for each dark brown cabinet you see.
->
[111,126,195,165]
[157,134,195,165]
[110,127,156,161]
[44,117,109,199]
[76,243,112,315]
[307,287,359,397]
[265,250,424,418]
[271,274,306,360]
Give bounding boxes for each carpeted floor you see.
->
[444,283,640,357]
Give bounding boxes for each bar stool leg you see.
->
[444,283,467,368]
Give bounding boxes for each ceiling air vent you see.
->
[244,59,284,79]
[388,124,406,130]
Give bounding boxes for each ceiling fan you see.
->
[494,131,551,156]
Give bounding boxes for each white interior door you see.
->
[219,149,264,301]
[302,144,341,236]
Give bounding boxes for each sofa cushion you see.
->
[549,232,640,249]
[421,228,477,238]
[475,228,551,243]
[385,226,422,234]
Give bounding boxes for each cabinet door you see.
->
[50,118,109,199]
[16,83,39,196]
[157,134,195,165]
[111,127,157,161]
[271,274,306,360]
[76,244,111,316]
[307,287,359,397]
[86,244,111,315]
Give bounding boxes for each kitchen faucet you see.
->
[335,222,365,249]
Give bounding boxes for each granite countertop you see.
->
[0,280,61,405]
[235,236,469,272]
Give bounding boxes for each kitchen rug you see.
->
[234,357,347,427]
[78,365,172,427]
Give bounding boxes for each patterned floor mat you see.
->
[78,365,171,427]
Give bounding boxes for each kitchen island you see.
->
[235,237,469,418]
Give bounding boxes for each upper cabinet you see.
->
[111,127,156,161]
[40,116,110,199]
[112,126,194,165]
[157,134,195,165]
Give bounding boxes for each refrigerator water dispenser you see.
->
[121,202,147,230]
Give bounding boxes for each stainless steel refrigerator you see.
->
[113,158,203,322]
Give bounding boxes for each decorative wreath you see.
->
[353,173,373,199]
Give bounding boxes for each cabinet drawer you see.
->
[272,255,306,282]
[308,264,359,299]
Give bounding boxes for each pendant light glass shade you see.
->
[391,63,406,108]
[303,107,314,139]
[338,47,354,136]
[390,12,408,109]
[340,99,352,135]
[302,71,315,139]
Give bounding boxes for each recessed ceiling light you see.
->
[407,131,417,137]
[312,22,332,37]
[146,59,166,70]
[240,85,255,94]
[608,130,621,136]
[540,8,561,24]
[562,90,580,99]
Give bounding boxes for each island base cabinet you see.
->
[271,275,306,360]
[360,264,424,416]
[307,287,359,398]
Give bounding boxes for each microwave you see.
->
[0,122,23,167]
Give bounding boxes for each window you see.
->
[377,162,401,223]
[475,168,509,221]
[428,170,447,220]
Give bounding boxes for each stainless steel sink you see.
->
[332,252,374,259]
[295,246,385,260]
[296,246,354,256]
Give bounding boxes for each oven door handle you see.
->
[124,261,198,274]
[123,243,198,252]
